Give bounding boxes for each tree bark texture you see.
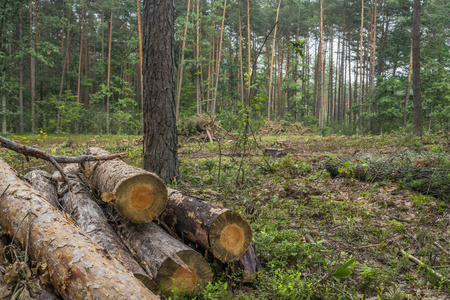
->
[412,0,423,136]
[162,188,252,262]
[325,157,450,201]
[120,221,213,295]
[0,158,158,300]
[55,166,160,294]
[24,170,59,208]
[81,147,167,223]
[142,0,179,184]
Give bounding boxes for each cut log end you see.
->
[115,174,168,223]
[157,250,213,295]
[209,211,252,262]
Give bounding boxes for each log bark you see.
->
[162,188,252,262]
[24,170,59,208]
[120,221,213,295]
[81,147,167,223]
[50,166,158,295]
[233,243,261,280]
[0,158,158,299]
[325,157,450,200]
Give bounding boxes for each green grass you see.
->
[1,132,449,299]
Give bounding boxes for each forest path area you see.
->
[0,132,448,299]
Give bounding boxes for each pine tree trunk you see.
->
[412,0,422,136]
[369,0,378,134]
[81,147,168,223]
[162,188,252,262]
[175,0,191,120]
[18,7,24,134]
[268,0,281,120]
[348,29,352,133]
[212,0,227,115]
[0,159,158,300]
[142,0,178,183]
[247,0,251,99]
[137,0,144,111]
[30,2,36,134]
[318,0,324,132]
[238,10,244,105]
[106,8,113,134]
[403,42,413,128]
[359,0,365,135]
[196,0,201,114]
[328,27,333,126]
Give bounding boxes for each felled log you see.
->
[30,166,157,295]
[162,188,252,262]
[81,147,168,223]
[120,221,213,295]
[325,157,450,200]
[24,170,59,207]
[0,158,158,299]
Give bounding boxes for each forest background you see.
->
[0,0,449,137]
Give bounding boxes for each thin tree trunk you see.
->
[318,0,324,133]
[247,0,251,99]
[412,0,422,136]
[30,1,36,134]
[101,9,105,112]
[106,9,113,134]
[340,23,345,126]
[196,0,201,114]
[238,9,244,105]
[328,27,333,126]
[212,0,227,115]
[369,0,377,134]
[137,0,144,112]
[267,0,281,120]
[348,28,352,133]
[359,0,364,135]
[83,6,89,109]
[18,7,24,134]
[175,0,191,120]
[403,42,413,128]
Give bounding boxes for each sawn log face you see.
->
[0,158,158,300]
[120,221,213,295]
[164,188,252,262]
[81,147,168,223]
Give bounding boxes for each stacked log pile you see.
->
[0,145,256,299]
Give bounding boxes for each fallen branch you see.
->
[401,250,449,284]
[0,136,127,181]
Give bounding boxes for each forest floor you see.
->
[0,128,449,300]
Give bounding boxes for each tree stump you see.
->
[162,188,252,262]
[81,147,168,223]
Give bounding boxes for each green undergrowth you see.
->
[0,132,448,299]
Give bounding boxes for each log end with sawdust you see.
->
[81,147,168,223]
[165,188,252,262]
